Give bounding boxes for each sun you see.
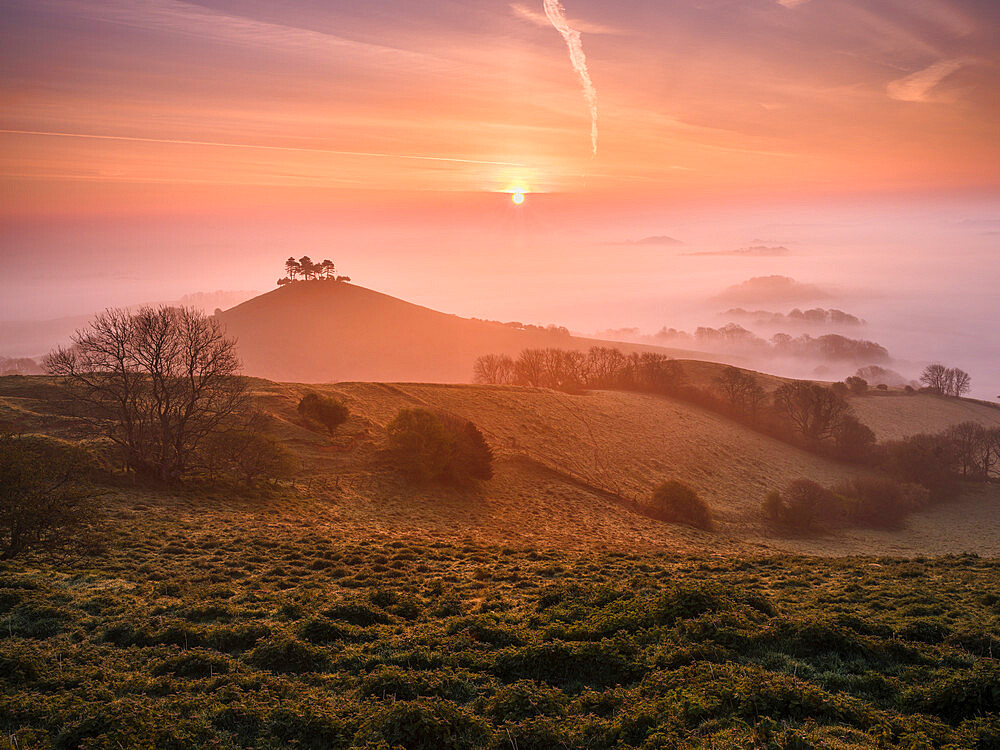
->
[511,191,525,205]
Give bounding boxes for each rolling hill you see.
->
[215,280,719,383]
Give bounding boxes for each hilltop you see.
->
[215,280,717,383]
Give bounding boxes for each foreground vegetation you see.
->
[1,494,998,749]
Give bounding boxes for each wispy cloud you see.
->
[543,0,599,156]
[0,129,526,167]
[511,3,619,34]
[887,59,964,102]
[776,0,811,8]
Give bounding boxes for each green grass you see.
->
[1,494,998,749]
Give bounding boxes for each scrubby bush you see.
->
[883,433,957,500]
[297,392,349,436]
[386,409,493,484]
[845,376,868,395]
[645,480,713,531]
[763,479,840,532]
[201,426,298,486]
[0,433,102,560]
[836,476,930,528]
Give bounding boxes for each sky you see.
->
[0,0,998,392]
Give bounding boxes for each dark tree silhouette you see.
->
[284,257,301,280]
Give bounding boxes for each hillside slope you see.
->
[216,281,718,383]
[3,375,998,555]
[246,379,1000,556]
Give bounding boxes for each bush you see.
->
[297,392,349,436]
[845,376,868,395]
[883,433,957,500]
[365,699,489,750]
[245,636,328,673]
[764,479,840,532]
[201,426,298,486]
[836,476,929,528]
[386,409,493,484]
[0,433,102,560]
[646,480,713,531]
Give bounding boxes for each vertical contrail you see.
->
[543,0,598,156]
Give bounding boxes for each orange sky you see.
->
[1,0,998,216]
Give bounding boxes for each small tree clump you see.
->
[386,409,493,485]
[764,479,840,533]
[297,393,349,436]
[845,376,868,395]
[835,476,929,528]
[646,480,713,531]
[0,433,102,560]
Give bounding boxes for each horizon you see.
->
[1,0,998,396]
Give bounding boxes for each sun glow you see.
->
[511,191,525,205]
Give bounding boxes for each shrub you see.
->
[764,479,841,532]
[365,699,489,750]
[646,480,713,531]
[845,376,868,395]
[386,409,493,484]
[297,392,349,436]
[245,636,328,673]
[836,476,929,528]
[202,426,298,486]
[883,433,957,500]
[0,433,102,560]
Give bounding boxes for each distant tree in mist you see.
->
[44,306,247,482]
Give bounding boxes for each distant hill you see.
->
[216,280,715,383]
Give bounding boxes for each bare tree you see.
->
[473,354,514,385]
[714,366,765,422]
[949,368,971,397]
[514,348,547,387]
[45,306,247,482]
[919,364,949,393]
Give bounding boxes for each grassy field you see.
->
[2,374,1000,748]
[2,490,999,749]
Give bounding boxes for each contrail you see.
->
[543,0,598,156]
[0,129,526,167]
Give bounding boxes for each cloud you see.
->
[511,3,620,34]
[0,129,526,167]
[543,0,599,156]
[887,59,965,102]
[776,0,811,7]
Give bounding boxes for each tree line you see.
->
[474,347,987,473]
